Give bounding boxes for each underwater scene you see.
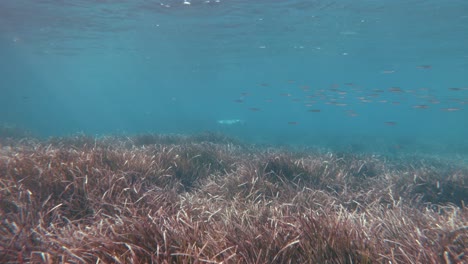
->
[1,0,467,263]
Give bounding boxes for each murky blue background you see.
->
[1,0,467,153]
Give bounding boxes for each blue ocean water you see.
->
[1,0,467,154]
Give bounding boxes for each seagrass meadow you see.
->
[0,133,467,264]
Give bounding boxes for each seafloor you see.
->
[0,132,467,263]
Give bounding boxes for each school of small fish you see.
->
[232,65,466,126]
